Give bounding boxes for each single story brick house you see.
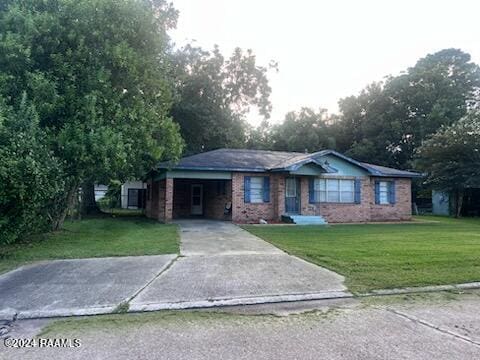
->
[144,148,421,224]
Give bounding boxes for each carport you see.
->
[144,170,233,222]
[172,178,232,220]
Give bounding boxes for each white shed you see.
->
[121,181,147,209]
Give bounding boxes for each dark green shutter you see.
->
[309,178,315,203]
[388,181,396,204]
[354,179,361,204]
[263,177,270,202]
[374,181,380,204]
[244,176,251,203]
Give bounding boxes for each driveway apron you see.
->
[130,220,349,310]
[0,255,176,319]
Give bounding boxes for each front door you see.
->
[285,178,301,214]
[191,184,203,215]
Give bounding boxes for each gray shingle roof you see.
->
[158,149,306,172]
[157,148,421,178]
[360,162,422,178]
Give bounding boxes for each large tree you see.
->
[337,49,480,169]
[171,44,276,153]
[0,0,183,223]
[416,112,480,216]
[268,107,336,152]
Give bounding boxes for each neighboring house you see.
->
[121,181,147,209]
[144,148,421,224]
[432,190,450,216]
[94,184,108,201]
[432,189,480,216]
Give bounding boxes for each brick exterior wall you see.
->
[299,176,373,223]
[145,178,172,223]
[147,172,412,224]
[232,172,281,223]
[369,177,412,221]
[231,173,412,223]
[204,181,232,220]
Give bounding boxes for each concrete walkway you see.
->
[130,220,348,311]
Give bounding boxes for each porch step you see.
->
[281,215,328,225]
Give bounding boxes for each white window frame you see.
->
[313,178,355,203]
[250,176,264,203]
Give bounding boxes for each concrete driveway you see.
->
[130,220,348,311]
[0,220,348,318]
[0,255,176,319]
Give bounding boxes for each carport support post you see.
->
[165,178,173,223]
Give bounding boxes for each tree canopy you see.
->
[268,108,336,152]
[336,48,480,169]
[416,112,480,216]
[0,0,184,237]
[171,44,276,154]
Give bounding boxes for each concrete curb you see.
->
[128,291,353,312]
[2,281,480,320]
[0,308,17,322]
[15,305,118,320]
[360,282,480,297]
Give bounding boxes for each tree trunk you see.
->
[51,183,79,231]
[81,181,101,215]
[455,190,464,218]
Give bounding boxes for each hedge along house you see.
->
[144,149,421,224]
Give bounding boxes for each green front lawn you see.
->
[244,216,480,293]
[0,215,179,274]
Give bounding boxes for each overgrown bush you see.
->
[0,98,65,245]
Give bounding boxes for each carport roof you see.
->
[156,148,421,178]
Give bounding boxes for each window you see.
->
[376,181,395,205]
[250,177,264,203]
[379,181,389,204]
[312,178,356,203]
[313,178,326,202]
[128,189,139,207]
[340,179,354,203]
[244,176,270,203]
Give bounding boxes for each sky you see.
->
[169,0,480,125]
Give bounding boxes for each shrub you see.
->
[0,97,65,245]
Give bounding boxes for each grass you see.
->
[0,214,179,274]
[243,216,480,293]
[38,311,237,337]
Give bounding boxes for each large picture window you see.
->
[312,178,357,203]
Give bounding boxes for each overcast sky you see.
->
[169,0,480,125]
